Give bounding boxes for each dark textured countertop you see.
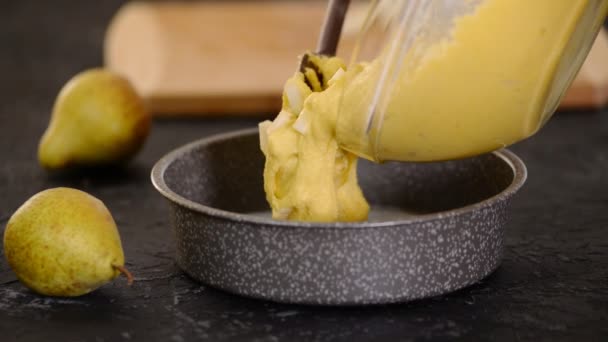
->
[2,1,608,341]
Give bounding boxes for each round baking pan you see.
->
[151,128,526,305]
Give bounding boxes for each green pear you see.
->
[3,187,133,296]
[38,68,150,170]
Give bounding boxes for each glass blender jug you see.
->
[335,0,608,162]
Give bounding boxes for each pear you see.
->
[38,69,150,170]
[3,187,133,296]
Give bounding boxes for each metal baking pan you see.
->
[151,128,526,305]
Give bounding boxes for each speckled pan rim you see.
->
[151,128,527,229]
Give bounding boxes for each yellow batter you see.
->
[260,55,370,222]
[338,0,608,162]
[260,0,608,222]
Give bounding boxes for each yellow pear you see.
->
[3,187,133,296]
[38,69,150,170]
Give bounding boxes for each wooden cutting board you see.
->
[104,1,608,115]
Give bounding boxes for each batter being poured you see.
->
[259,0,608,222]
[259,55,370,222]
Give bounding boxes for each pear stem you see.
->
[112,264,134,286]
